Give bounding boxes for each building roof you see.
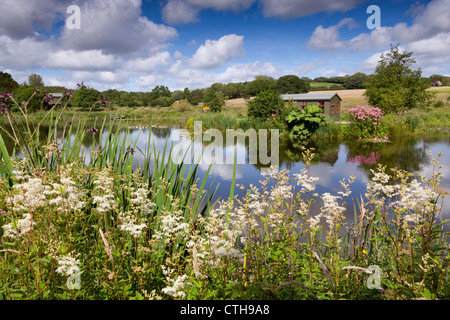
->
[280,93,341,101]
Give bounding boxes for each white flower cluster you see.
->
[55,254,80,277]
[307,193,346,230]
[366,165,440,227]
[295,168,320,193]
[269,183,292,202]
[1,213,35,239]
[153,208,190,240]
[247,184,267,216]
[92,167,117,213]
[204,201,245,264]
[186,235,209,279]
[320,193,346,228]
[160,265,188,299]
[261,165,279,177]
[46,173,86,214]
[117,212,147,238]
[129,187,155,215]
[8,177,49,212]
[366,167,396,207]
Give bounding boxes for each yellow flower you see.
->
[362,249,368,255]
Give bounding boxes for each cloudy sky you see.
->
[0,0,449,92]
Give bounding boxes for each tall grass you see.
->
[190,113,273,133]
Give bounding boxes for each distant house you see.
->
[431,80,442,87]
[48,93,64,105]
[280,92,342,121]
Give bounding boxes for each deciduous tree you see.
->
[364,44,434,113]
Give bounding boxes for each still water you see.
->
[2,122,450,230]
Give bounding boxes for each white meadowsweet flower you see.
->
[320,193,345,229]
[161,265,188,299]
[269,184,292,201]
[55,254,80,277]
[92,167,117,213]
[130,187,155,215]
[9,178,49,212]
[294,168,319,193]
[153,209,189,240]
[2,213,35,239]
[47,177,86,214]
[261,165,279,177]
[118,212,147,238]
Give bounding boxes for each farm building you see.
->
[48,93,64,105]
[280,92,342,121]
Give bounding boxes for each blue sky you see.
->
[0,0,449,92]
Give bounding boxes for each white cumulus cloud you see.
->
[307,18,358,51]
[187,34,245,70]
[60,0,178,55]
[44,50,121,71]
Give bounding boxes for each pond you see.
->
[2,120,450,231]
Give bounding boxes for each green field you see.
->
[309,82,343,89]
[432,87,450,93]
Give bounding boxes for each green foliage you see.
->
[182,87,192,103]
[343,72,369,89]
[404,114,424,132]
[247,89,284,119]
[246,75,276,96]
[190,89,204,106]
[364,44,435,113]
[203,89,224,112]
[151,86,171,100]
[70,88,102,110]
[28,74,44,88]
[152,96,175,108]
[276,75,309,94]
[433,100,444,108]
[285,104,327,141]
[12,86,45,112]
[0,71,19,93]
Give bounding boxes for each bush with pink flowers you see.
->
[346,105,389,142]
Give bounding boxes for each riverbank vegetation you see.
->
[0,86,449,300]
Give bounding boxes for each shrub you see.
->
[71,88,102,110]
[285,104,327,141]
[172,99,192,112]
[10,87,48,112]
[247,89,284,119]
[433,100,444,108]
[346,105,389,141]
[405,114,424,132]
[203,89,224,113]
